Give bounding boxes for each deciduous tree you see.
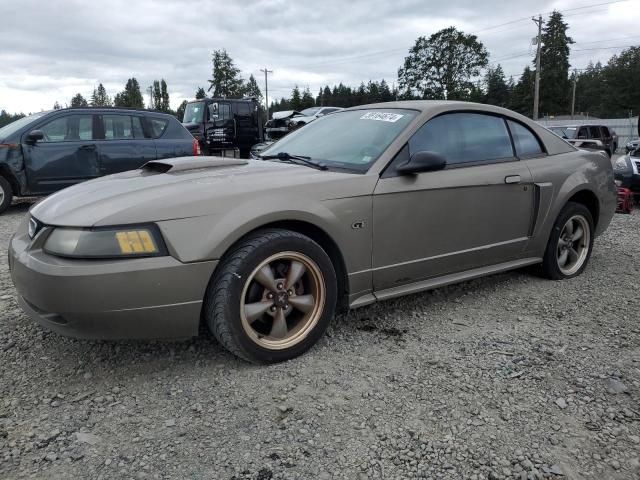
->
[398,27,488,99]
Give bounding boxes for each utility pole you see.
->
[571,69,577,119]
[260,68,273,119]
[532,15,543,120]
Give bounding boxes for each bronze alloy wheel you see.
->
[556,214,591,276]
[239,251,326,350]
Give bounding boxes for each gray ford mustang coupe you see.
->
[9,101,616,363]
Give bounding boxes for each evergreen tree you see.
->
[176,100,188,122]
[70,93,88,108]
[509,67,535,116]
[207,49,245,98]
[538,11,574,116]
[152,80,162,109]
[243,74,263,101]
[160,79,170,112]
[0,110,25,129]
[300,87,315,109]
[398,27,488,99]
[195,87,206,99]
[574,62,605,117]
[90,83,112,107]
[114,78,144,108]
[484,65,509,107]
[290,86,302,111]
[53,101,62,110]
[322,86,332,105]
[602,47,640,118]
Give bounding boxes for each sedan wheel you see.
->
[240,252,326,350]
[542,202,594,280]
[556,215,590,276]
[204,229,337,364]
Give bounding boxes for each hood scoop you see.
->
[141,156,248,174]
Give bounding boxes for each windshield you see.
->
[563,127,578,139]
[182,102,205,124]
[260,109,417,172]
[300,107,321,116]
[0,112,46,139]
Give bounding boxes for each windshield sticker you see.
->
[360,112,404,123]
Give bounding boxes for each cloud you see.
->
[0,0,638,113]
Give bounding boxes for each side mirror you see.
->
[397,151,446,175]
[26,130,44,143]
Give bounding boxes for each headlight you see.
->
[43,225,167,259]
[614,156,629,171]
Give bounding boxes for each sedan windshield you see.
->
[182,102,205,123]
[0,112,47,139]
[260,109,417,172]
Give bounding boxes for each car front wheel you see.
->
[542,202,594,280]
[0,176,13,214]
[204,228,337,363]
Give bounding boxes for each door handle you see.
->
[79,144,96,151]
[505,175,521,184]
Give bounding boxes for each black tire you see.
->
[203,228,337,364]
[605,148,612,158]
[541,202,594,280]
[0,176,13,214]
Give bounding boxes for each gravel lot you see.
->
[1,195,640,480]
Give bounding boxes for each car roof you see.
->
[56,107,175,117]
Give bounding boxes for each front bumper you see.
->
[9,223,218,340]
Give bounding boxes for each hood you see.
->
[30,156,358,227]
[271,110,302,120]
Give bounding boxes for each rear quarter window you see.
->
[149,118,169,138]
[507,120,545,158]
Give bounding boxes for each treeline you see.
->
[270,80,398,113]
[0,110,25,129]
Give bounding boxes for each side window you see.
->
[132,116,145,138]
[577,127,588,139]
[237,103,252,116]
[39,115,93,142]
[103,115,143,140]
[507,120,544,158]
[149,118,169,138]
[409,112,514,166]
[601,126,610,137]
[219,103,231,121]
[589,126,601,139]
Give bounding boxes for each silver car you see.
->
[9,101,617,363]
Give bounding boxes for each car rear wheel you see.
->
[541,202,594,280]
[204,228,337,364]
[0,176,13,214]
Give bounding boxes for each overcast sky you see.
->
[1,0,639,114]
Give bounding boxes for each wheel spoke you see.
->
[289,294,315,313]
[564,219,574,237]
[254,265,277,291]
[567,248,579,264]
[285,261,306,289]
[571,226,584,242]
[270,308,288,338]
[244,301,274,322]
[558,237,569,247]
[558,250,569,267]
